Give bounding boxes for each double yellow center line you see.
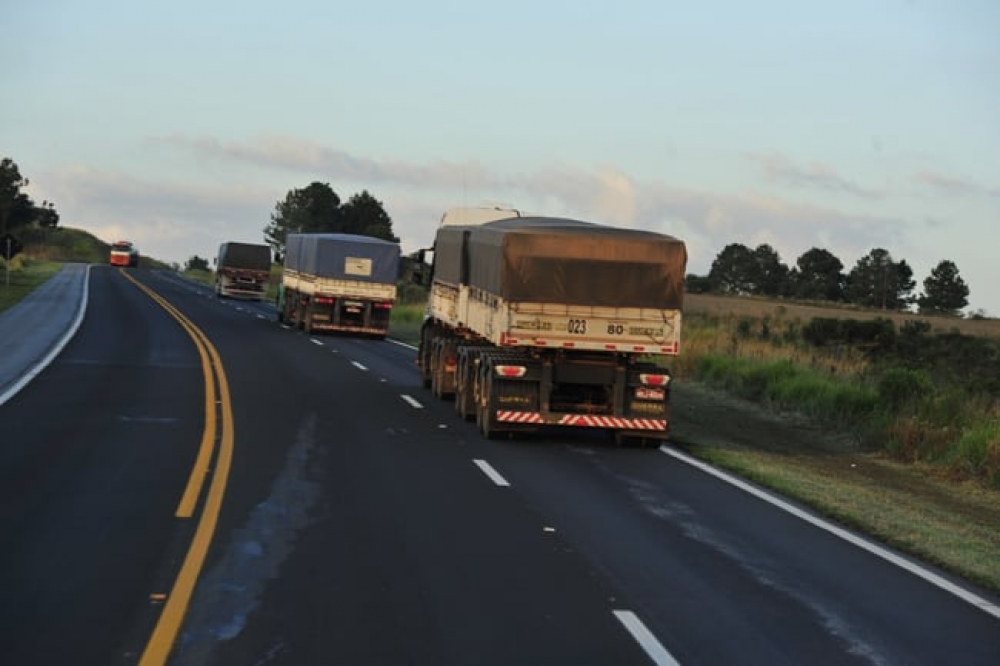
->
[120,270,234,666]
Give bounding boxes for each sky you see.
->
[2,0,998,314]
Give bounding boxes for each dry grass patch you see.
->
[685,293,1000,339]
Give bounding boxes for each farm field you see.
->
[684,292,1000,338]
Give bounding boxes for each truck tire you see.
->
[430,341,442,397]
[478,401,500,440]
[433,342,445,398]
[455,349,476,420]
[476,366,501,440]
[454,360,469,418]
[420,328,436,389]
[431,364,441,398]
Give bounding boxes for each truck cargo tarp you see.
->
[433,226,471,285]
[285,233,400,283]
[457,217,687,309]
[219,242,271,270]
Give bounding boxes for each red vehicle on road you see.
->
[109,241,139,267]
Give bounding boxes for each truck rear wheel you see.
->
[430,341,443,398]
[476,401,492,439]
[419,327,436,389]
[454,353,474,420]
[476,366,502,440]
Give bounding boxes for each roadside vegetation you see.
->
[678,296,1000,488]
[0,256,63,314]
[182,268,214,288]
[678,294,1000,591]
[388,304,424,344]
[1,226,127,314]
[693,445,1000,592]
[388,283,428,344]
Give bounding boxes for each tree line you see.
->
[1,157,61,236]
[686,243,971,317]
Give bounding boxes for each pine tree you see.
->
[918,260,969,316]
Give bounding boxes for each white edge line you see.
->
[310,338,323,346]
[659,445,1000,620]
[0,264,92,407]
[613,610,682,666]
[385,338,417,351]
[400,394,423,409]
[351,361,368,371]
[473,459,510,487]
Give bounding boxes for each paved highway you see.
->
[0,265,998,666]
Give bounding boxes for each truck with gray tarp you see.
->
[415,214,686,442]
[278,233,400,337]
[215,241,272,299]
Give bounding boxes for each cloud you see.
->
[632,182,901,273]
[32,138,915,281]
[28,165,279,264]
[913,170,1000,198]
[746,152,884,199]
[35,165,275,216]
[149,134,494,191]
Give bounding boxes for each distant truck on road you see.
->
[277,233,400,338]
[109,240,139,267]
[215,242,272,300]
[413,210,686,443]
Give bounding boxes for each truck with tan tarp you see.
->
[414,213,686,442]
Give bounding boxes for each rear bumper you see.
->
[495,410,667,433]
[310,323,389,335]
[219,286,266,299]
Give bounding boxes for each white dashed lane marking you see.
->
[613,610,682,666]
[473,459,510,487]
[401,395,423,409]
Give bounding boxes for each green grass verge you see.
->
[389,302,424,345]
[695,354,879,424]
[692,446,1000,593]
[181,268,215,288]
[0,258,64,314]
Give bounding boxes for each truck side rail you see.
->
[430,285,681,355]
[284,270,397,300]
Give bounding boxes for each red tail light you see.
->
[495,365,527,378]
[639,373,671,387]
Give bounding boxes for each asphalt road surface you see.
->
[0,265,997,666]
